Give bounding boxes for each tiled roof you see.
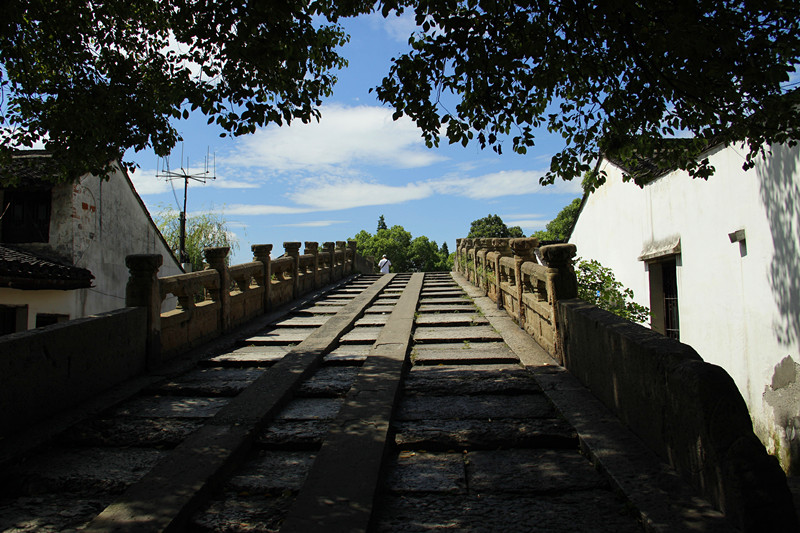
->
[0,245,94,290]
[0,150,63,189]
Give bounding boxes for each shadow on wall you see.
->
[759,143,800,474]
[760,143,800,347]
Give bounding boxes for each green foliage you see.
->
[532,198,582,242]
[155,206,239,272]
[468,214,523,239]
[0,0,358,181]
[377,214,388,231]
[6,1,799,189]
[352,224,452,272]
[575,258,650,323]
[374,1,800,190]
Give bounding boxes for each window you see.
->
[648,257,680,340]
[0,305,28,335]
[35,313,69,328]
[1,190,52,243]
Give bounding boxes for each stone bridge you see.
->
[0,238,797,532]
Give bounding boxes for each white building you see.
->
[0,151,182,332]
[569,141,800,473]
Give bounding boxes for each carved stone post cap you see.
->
[251,243,273,253]
[283,242,302,255]
[491,238,512,253]
[509,238,539,259]
[335,241,347,250]
[347,240,357,250]
[126,254,163,272]
[477,237,492,249]
[322,242,335,252]
[463,238,474,248]
[304,241,319,254]
[204,246,230,264]
[456,238,463,247]
[540,243,577,265]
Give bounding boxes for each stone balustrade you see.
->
[454,236,576,360]
[454,236,796,530]
[126,239,372,366]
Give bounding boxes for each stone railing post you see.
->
[284,242,301,299]
[126,254,163,369]
[540,243,577,362]
[204,246,231,332]
[347,240,357,274]
[304,241,320,288]
[336,241,347,280]
[322,242,335,284]
[476,238,491,295]
[510,238,539,326]
[462,238,474,280]
[454,238,462,272]
[540,243,578,301]
[252,243,272,311]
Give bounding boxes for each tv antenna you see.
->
[156,144,216,270]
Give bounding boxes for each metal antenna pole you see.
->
[156,144,216,271]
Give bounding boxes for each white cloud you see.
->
[278,220,346,228]
[225,204,314,216]
[223,104,445,173]
[289,178,434,210]
[129,170,170,195]
[504,218,549,231]
[373,11,419,43]
[431,170,583,199]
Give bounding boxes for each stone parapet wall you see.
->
[0,307,147,438]
[455,235,797,531]
[559,299,797,532]
[127,239,367,365]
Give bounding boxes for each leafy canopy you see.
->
[468,214,524,239]
[155,206,239,272]
[3,1,800,188]
[375,0,800,190]
[352,218,452,272]
[0,0,357,181]
[532,197,582,242]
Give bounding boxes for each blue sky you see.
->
[126,12,582,265]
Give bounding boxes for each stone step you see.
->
[418,304,476,313]
[201,345,289,367]
[393,418,577,450]
[340,326,383,344]
[243,328,317,345]
[413,325,502,343]
[270,315,331,327]
[415,313,488,326]
[412,347,517,365]
[404,362,533,393]
[419,297,471,305]
[395,394,556,421]
[356,315,389,326]
[151,368,266,396]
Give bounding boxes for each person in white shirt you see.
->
[378,254,391,273]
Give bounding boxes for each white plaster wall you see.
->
[67,165,181,316]
[68,164,182,317]
[570,143,800,471]
[0,288,74,328]
[1,162,181,327]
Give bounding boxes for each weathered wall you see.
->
[569,142,800,473]
[2,163,181,328]
[558,298,796,532]
[69,167,182,316]
[0,307,147,437]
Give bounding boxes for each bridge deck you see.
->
[0,273,732,532]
